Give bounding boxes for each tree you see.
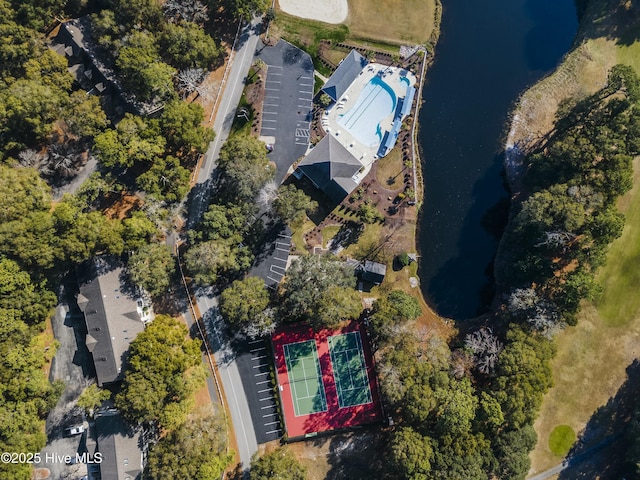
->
[160,99,214,155]
[122,212,158,250]
[115,315,206,428]
[190,204,247,243]
[272,184,317,225]
[464,328,503,374]
[146,405,233,480]
[63,91,108,139]
[358,202,384,224]
[217,135,274,203]
[434,377,478,436]
[177,68,206,96]
[250,447,306,480]
[128,243,175,297]
[318,93,332,108]
[220,277,270,333]
[232,0,269,20]
[163,0,209,24]
[160,22,221,70]
[77,383,111,415]
[491,426,537,480]
[280,255,356,323]
[389,427,434,478]
[137,155,190,203]
[184,240,253,285]
[93,114,165,168]
[369,290,421,342]
[315,285,362,329]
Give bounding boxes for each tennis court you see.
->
[328,332,373,408]
[283,340,328,416]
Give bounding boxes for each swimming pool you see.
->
[337,76,396,147]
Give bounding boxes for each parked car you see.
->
[64,425,85,436]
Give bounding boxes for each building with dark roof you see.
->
[77,256,153,387]
[90,411,144,480]
[296,135,363,202]
[321,50,368,102]
[361,260,387,285]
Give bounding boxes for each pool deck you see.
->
[321,63,416,182]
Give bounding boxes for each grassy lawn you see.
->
[529,33,640,470]
[375,146,405,189]
[321,225,341,248]
[548,425,576,457]
[347,0,435,45]
[595,158,640,326]
[290,217,315,254]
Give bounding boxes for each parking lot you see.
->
[237,338,283,443]
[255,40,315,183]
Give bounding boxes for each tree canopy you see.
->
[115,315,206,429]
[250,447,306,480]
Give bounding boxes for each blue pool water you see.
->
[337,76,396,147]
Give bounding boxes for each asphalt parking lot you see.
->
[249,225,292,289]
[254,40,315,183]
[236,338,283,444]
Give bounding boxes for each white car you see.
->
[64,425,85,436]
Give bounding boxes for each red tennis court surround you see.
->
[272,320,383,439]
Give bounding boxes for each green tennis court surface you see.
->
[328,332,373,408]
[283,340,328,416]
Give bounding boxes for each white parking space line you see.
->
[261,405,274,410]
[250,348,265,353]
[263,413,278,418]
[269,65,283,69]
[271,265,286,273]
[259,397,273,402]
[258,388,272,393]
[263,119,277,122]
[252,355,267,360]
[266,429,281,434]
[265,88,281,91]
[264,421,280,425]
[267,275,282,284]
[254,372,269,376]
[275,247,289,253]
[261,127,276,131]
[262,111,278,114]
[299,75,312,79]
[263,103,279,107]
[279,233,292,238]
[252,364,267,369]
[272,257,288,263]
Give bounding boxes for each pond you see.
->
[418,0,578,319]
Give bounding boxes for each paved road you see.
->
[187,17,264,228]
[527,433,621,480]
[198,294,259,476]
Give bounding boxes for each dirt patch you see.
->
[102,193,143,220]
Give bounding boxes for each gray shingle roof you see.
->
[297,135,362,202]
[78,257,145,387]
[321,50,368,102]
[362,260,386,284]
[95,412,143,480]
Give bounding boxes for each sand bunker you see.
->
[278,0,348,24]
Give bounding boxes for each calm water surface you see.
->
[418,0,578,319]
